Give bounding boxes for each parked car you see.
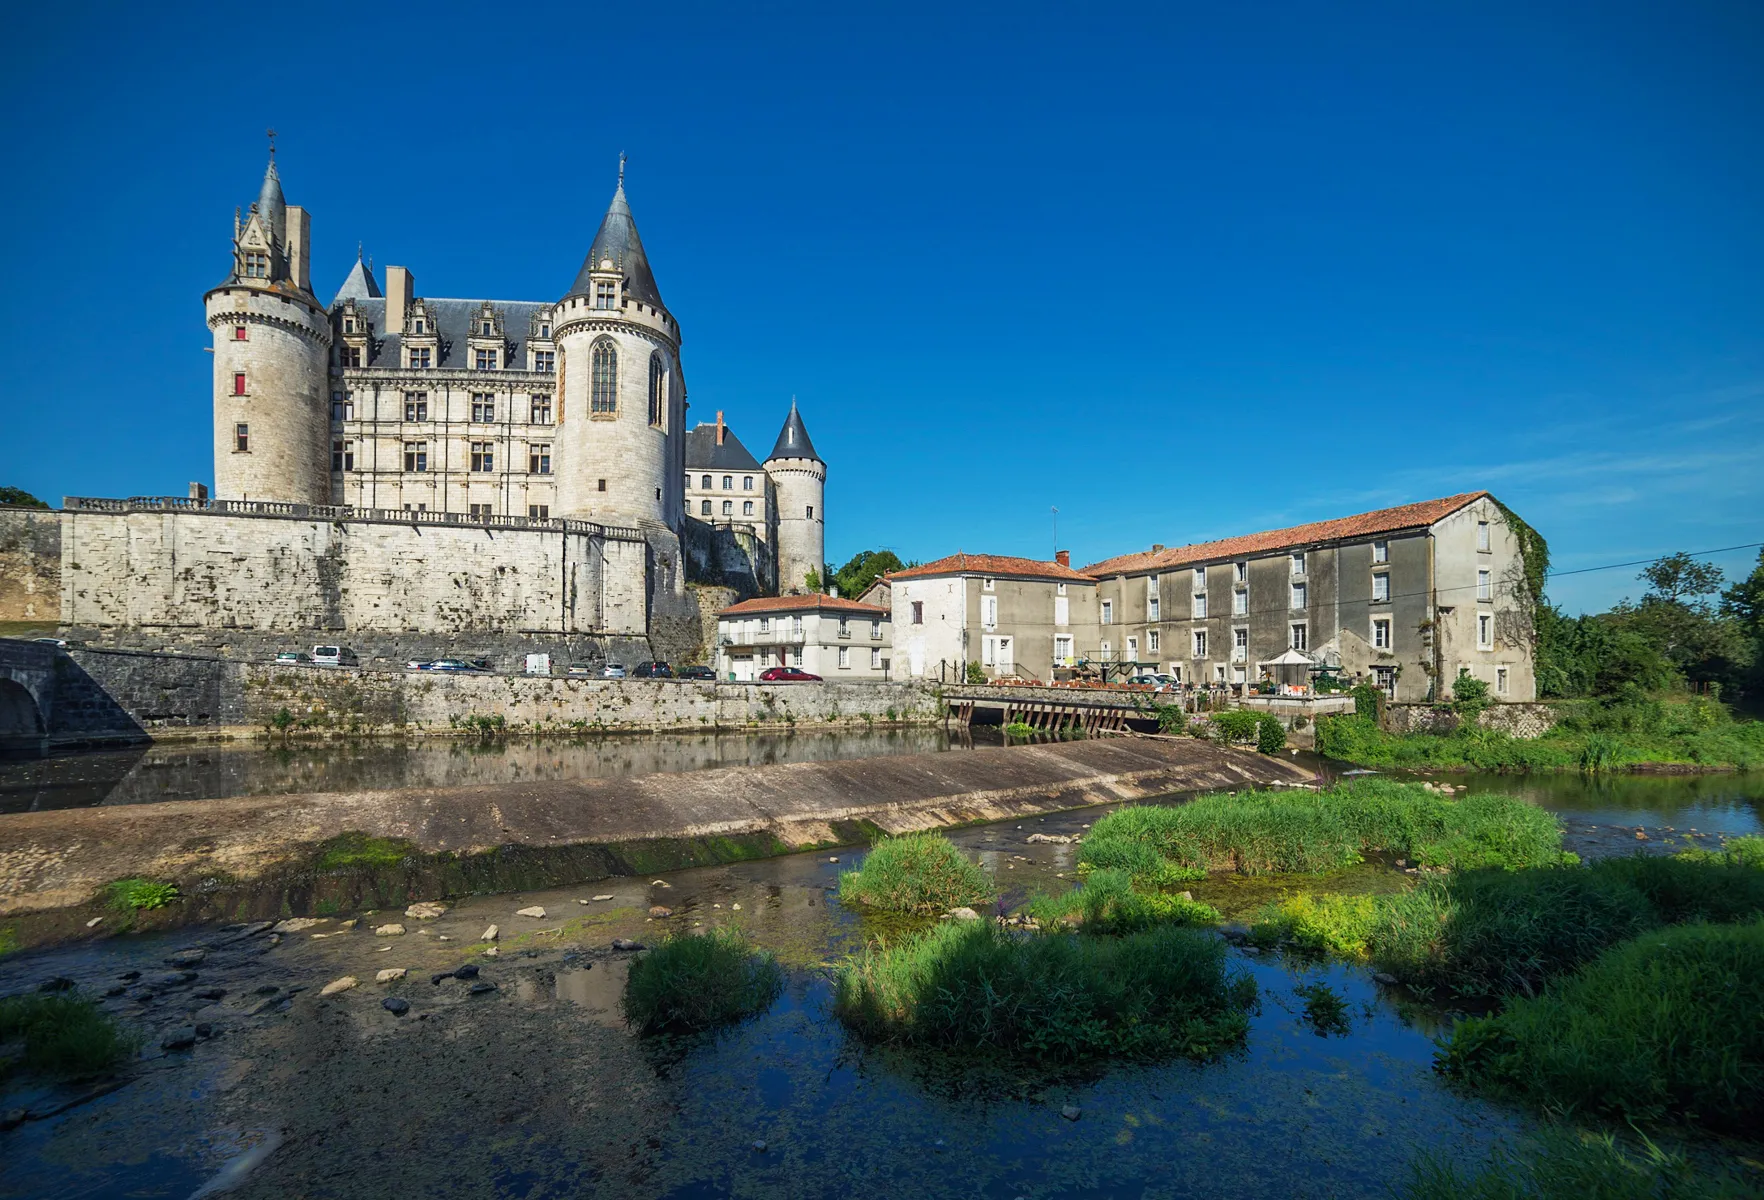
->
[601,663,627,679]
[405,660,430,671]
[425,659,476,673]
[1129,673,1175,690]
[275,651,313,665]
[565,663,596,678]
[32,637,69,649]
[759,666,821,682]
[676,664,716,681]
[632,661,673,679]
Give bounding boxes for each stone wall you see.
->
[66,647,243,729]
[0,507,60,624]
[1383,701,1559,739]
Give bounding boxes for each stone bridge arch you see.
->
[0,676,46,756]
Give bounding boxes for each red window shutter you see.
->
[234,373,246,395]
[234,326,247,340]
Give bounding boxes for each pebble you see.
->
[481,925,499,941]
[161,1028,198,1052]
[338,919,358,930]
[577,899,590,905]
[382,997,410,1016]
[649,906,674,918]
[946,908,982,921]
[117,970,141,983]
[85,917,103,928]
[468,981,497,995]
[592,895,614,902]
[651,879,670,887]
[377,946,393,952]
[1060,1105,1082,1121]
[1026,834,1073,844]
[272,917,326,934]
[319,976,359,997]
[731,903,742,911]
[375,924,406,936]
[515,907,546,919]
[828,856,839,863]
[376,968,408,983]
[437,935,452,941]
[484,947,500,956]
[752,1139,767,1152]
[611,938,646,952]
[404,902,448,920]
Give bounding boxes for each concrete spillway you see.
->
[0,737,1313,916]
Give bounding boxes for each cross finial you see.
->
[357,241,363,261]
[618,151,626,187]
[267,128,277,159]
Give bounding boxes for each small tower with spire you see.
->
[764,400,826,594]
[203,134,331,505]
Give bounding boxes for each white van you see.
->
[310,645,360,667]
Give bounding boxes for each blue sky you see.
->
[2,1,1759,613]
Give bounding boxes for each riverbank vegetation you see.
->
[838,832,993,914]
[1403,1125,1763,1200]
[621,928,785,1034]
[1023,868,1221,933]
[834,920,1256,1063]
[0,991,137,1078]
[1078,780,1569,885]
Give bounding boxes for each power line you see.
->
[1545,542,1762,579]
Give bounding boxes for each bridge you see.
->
[0,639,148,758]
[941,683,1171,734]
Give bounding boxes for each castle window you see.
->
[590,340,617,414]
[404,442,428,472]
[332,439,354,471]
[594,281,616,310]
[648,352,666,427]
[475,348,498,371]
[340,346,362,368]
[413,318,426,335]
[722,475,733,490]
[528,504,549,520]
[243,252,268,278]
[539,324,550,338]
[701,475,712,489]
[408,347,431,369]
[481,321,493,336]
[234,423,249,452]
[701,500,711,515]
[534,350,555,373]
[530,396,552,424]
[597,479,607,492]
[470,504,492,519]
[404,394,428,422]
[471,394,495,422]
[233,325,247,340]
[343,317,355,333]
[806,505,814,519]
[743,500,754,516]
[331,395,354,421]
[722,500,733,516]
[528,444,551,475]
[470,442,494,472]
[233,372,246,396]
[743,475,753,490]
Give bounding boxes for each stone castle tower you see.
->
[765,401,825,593]
[205,150,331,503]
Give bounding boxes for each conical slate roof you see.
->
[255,159,286,246]
[331,255,382,306]
[568,184,664,310]
[767,401,820,463]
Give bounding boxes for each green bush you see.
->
[1002,720,1035,737]
[838,832,993,914]
[621,928,785,1034]
[1256,713,1285,754]
[1294,980,1351,1036]
[1212,710,1262,745]
[109,878,180,911]
[0,992,138,1078]
[1402,1125,1762,1200]
[1350,683,1385,720]
[1441,921,1764,1134]
[834,920,1256,1062]
[1025,868,1220,934]
[965,661,987,684]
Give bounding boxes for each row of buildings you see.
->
[715,491,1537,702]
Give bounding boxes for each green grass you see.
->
[1441,921,1764,1135]
[1023,868,1222,934]
[621,928,785,1034]
[838,832,994,914]
[0,927,17,959]
[1294,981,1351,1036]
[834,920,1256,1063]
[0,992,139,1078]
[1078,780,1569,885]
[1402,1125,1764,1200]
[313,832,418,872]
[108,878,180,911]
[1002,720,1035,737]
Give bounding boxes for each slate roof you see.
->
[720,594,889,617]
[331,258,382,305]
[768,401,820,463]
[685,423,762,472]
[567,184,665,310]
[1081,492,1492,577]
[327,294,555,373]
[888,553,1096,584]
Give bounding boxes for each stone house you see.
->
[717,594,891,681]
[888,553,1098,683]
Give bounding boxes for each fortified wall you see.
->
[0,507,60,625]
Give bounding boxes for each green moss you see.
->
[0,927,17,959]
[108,878,180,912]
[314,831,417,872]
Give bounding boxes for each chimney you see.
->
[716,411,726,445]
[188,482,209,501]
[1055,550,1070,568]
[1152,543,1165,553]
[385,266,413,335]
[286,206,312,293]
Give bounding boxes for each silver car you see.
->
[601,663,627,679]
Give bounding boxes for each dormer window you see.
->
[481,320,493,336]
[343,317,355,334]
[413,318,426,335]
[475,348,498,370]
[244,252,269,278]
[540,323,550,338]
[594,281,617,309]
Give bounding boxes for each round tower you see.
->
[553,174,683,531]
[765,401,826,594]
[205,150,331,504]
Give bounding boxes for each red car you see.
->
[759,666,821,682]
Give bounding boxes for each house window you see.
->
[648,352,666,427]
[233,372,246,396]
[1373,540,1389,564]
[1232,590,1248,616]
[1372,617,1393,650]
[698,475,710,489]
[590,340,617,413]
[528,444,551,474]
[723,475,733,490]
[404,394,428,422]
[1233,627,1248,661]
[1127,636,1139,662]
[871,647,882,669]
[871,620,882,640]
[1235,562,1248,584]
[1194,566,1206,588]
[1057,582,1067,596]
[404,441,427,472]
[700,500,711,514]
[233,325,247,341]
[912,601,924,625]
[1100,599,1113,625]
[1193,630,1207,658]
[471,394,495,422]
[1290,582,1306,609]
[234,423,249,452]
[331,439,354,471]
[791,646,803,667]
[722,500,733,516]
[474,348,498,370]
[1372,573,1390,602]
[981,595,998,629]
[759,616,771,633]
[594,281,617,309]
[527,504,549,519]
[743,500,754,516]
[1477,569,1492,601]
[1478,613,1494,649]
[1290,623,1307,651]
[1291,551,1306,576]
[743,475,754,490]
[1148,594,1160,620]
[1374,665,1396,697]
[340,346,362,368]
[983,577,995,591]
[838,646,850,669]
[1055,634,1074,665]
[407,347,431,369]
[534,350,555,373]
[1496,667,1509,695]
[1477,521,1491,552]
[792,615,803,635]
[470,442,494,472]
[1193,593,1207,619]
[1148,628,1160,653]
[530,396,552,424]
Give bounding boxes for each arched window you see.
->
[700,499,711,515]
[590,339,617,414]
[701,474,712,489]
[648,351,666,428]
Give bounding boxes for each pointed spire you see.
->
[567,160,665,310]
[331,255,383,306]
[767,399,821,463]
[255,152,286,248]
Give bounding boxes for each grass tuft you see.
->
[621,928,785,1034]
[1294,981,1351,1036]
[1402,1124,1762,1200]
[837,832,993,914]
[108,878,180,912]
[1024,868,1221,933]
[0,992,139,1078]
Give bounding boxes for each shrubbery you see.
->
[0,992,138,1077]
[621,928,785,1034]
[838,832,993,914]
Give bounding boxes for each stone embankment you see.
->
[0,737,1312,916]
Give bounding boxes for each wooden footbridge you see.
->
[942,683,1164,734]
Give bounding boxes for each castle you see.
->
[44,149,827,664]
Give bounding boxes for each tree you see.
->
[831,549,904,601]
[1722,549,1764,700]
[0,487,48,510]
[1640,552,1724,604]
[804,567,823,594]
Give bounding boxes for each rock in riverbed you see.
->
[592,894,614,902]
[165,949,206,968]
[481,925,499,941]
[611,939,646,952]
[381,997,410,1016]
[946,908,982,921]
[404,902,447,920]
[515,907,546,919]
[1026,834,1072,844]
[1060,1105,1082,1121]
[648,906,673,918]
[272,918,326,934]
[161,1028,198,1052]
[319,976,358,997]
[375,968,407,983]
[375,924,405,936]
[468,981,497,996]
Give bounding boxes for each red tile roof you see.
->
[1081,492,1491,577]
[719,593,889,617]
[887,552,1097,584]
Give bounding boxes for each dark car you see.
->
[759,666,821,682]
[424,659,476,673]
[632,661,673,679]
[676,664,716,681]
